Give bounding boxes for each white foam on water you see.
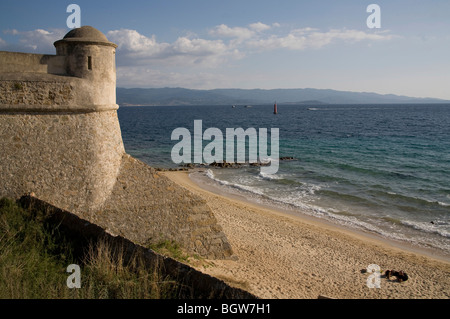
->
[205,169,215,180]
[401,220,450,239]
[205,169,265,196]
[438,201,450,207]
[258,171,283,181]
[202,168,450,256]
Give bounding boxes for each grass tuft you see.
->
[147,239,191,263]
[0,197,181,299]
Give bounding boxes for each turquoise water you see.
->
[118,104,450,256]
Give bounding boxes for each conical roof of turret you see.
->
[54,26,117,48]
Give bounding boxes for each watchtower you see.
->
[54,26,118,106]
[0,26,125,215]
[0,26,234,259]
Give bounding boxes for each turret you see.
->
[0,26,233,259]
[54,26,118,106]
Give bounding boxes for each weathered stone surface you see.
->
[0,51,65,74]
[0,80,74,106]
[0,26,234,259]
[92,154,233,259]
[0,110,125,214]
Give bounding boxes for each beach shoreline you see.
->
[189,168,450,264]
[162,169,450,299]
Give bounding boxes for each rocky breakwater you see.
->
[177,157,296,170]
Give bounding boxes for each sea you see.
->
[118,103,450,258]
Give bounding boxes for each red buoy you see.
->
[273,102,277,114]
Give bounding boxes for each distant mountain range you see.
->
[116,87,449,106]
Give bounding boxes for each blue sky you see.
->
[1,0,450,99]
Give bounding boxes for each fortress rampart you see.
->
[0,26,232,259]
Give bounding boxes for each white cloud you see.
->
[248,22,272,32]
[169,37,227,57]
[110,24,397,89]
[209,24,255,40]
[3,28,66,53]
[208,23,395,53]
[0,24,397,91]
[209,22,276,40]
[108,28,237,67]
[107,29,164,56]
[247,28,396,51]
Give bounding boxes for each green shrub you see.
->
[147,239,191,263]
[13,82,23,90]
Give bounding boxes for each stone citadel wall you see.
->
[0,26,233,259]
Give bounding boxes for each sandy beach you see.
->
[162,170,450,299]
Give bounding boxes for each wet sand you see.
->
[163,170,450,299]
